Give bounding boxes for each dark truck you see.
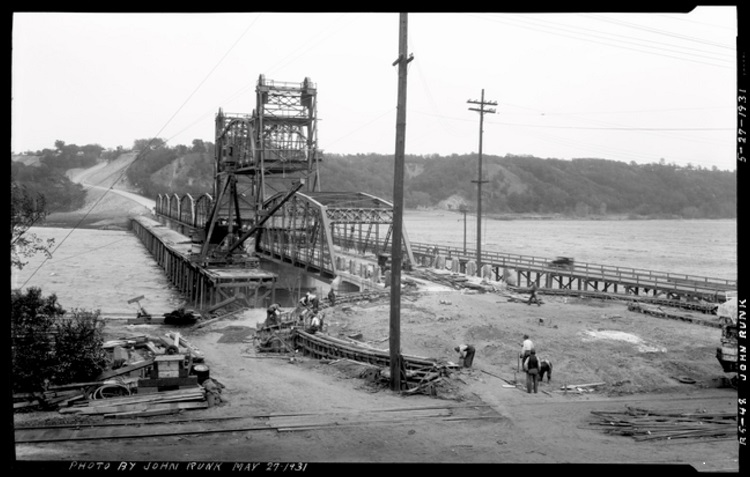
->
[548,256,575,270]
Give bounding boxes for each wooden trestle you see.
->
[131,216,276,313]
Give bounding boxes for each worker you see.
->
[266,303,281,327]
[307,312,322,334]
[299,291,318,310]
[539,357,553,382]
[520,334,535,361]
[527,282,542,306]
[523,350,541,394]
[328,287,336,306]
[454,344,476,368]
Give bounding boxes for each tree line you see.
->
[318,153,736,218]
[12,140,736,219]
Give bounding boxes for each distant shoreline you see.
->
[36,209,736,232]
[407,209,735,222]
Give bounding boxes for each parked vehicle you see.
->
[549,256,575,270]
[715,294,738,387]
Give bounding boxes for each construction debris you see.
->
[13,332,219,415]
[59,387,208,417]
[408,269,490,292]
[627,302,720,328]
[586,407,737,441]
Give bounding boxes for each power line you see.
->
[582,13,735,50]
[477,14,733,68]
[18,15,264,286]
[485,121,731,131]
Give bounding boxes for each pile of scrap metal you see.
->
[13,333,220,416]
[163,307,201,325]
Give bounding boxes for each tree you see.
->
[192,139,207,153]
[11,287,63,391]
[11,179,54,270]
[11,288,107,392]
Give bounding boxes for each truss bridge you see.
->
[140,75,412,314]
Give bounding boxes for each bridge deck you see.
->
[131,217,277,312]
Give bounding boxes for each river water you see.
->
[11,212,737,315]
[404,210,737,281]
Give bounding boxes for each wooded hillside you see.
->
[12,142,736,219]
[318,153,735,218]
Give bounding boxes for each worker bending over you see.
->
[266,303,281,327]
[454,344,476,368]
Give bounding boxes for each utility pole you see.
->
[390,13,413,392]
[467,90,496,272]
[461,207,467,254]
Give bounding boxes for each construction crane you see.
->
[193,75,321,266]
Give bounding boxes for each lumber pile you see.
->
[627,302,721,328]
[13,388,90,411]
[587,406,736,441]
[408,269,488,291]
[59,387,208,418]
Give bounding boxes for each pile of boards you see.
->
[409,269,488,291]
[13,386,91,411]
[587,406,736,441]
[627,302,720,329]
[58,387,208,418]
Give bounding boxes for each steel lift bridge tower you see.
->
[191,75,415,289]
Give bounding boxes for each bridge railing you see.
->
[409,242,734,285]
[344,237,734,294]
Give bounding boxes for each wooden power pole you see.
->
[467,90,496,272]
[389,13,412,392]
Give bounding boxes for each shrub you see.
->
[52,309,108,384]
[11,288,107,393]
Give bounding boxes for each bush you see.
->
[52,309,108,384]
[11,288,62,392]
[11,288,107,393]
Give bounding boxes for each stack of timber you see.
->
[627,302,721,329]
[503,291,544,305]
[408,268,487,291]
[586,407,736,441]
[13,387,90,411]
[59,387,208,418]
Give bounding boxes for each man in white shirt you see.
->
[521,334,535,360]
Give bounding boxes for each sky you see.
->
[11,8,739,170]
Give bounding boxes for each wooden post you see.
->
[389,12,412,392]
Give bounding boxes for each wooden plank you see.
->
[14,400,40,409]
[97,358,154,380]
[63,388,204,410]
[102,402,208,418]
[70,398,207,415]
[138,377,199,388]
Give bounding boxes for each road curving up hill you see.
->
[45,153,155,229]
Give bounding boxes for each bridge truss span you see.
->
[256,191,415,280]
